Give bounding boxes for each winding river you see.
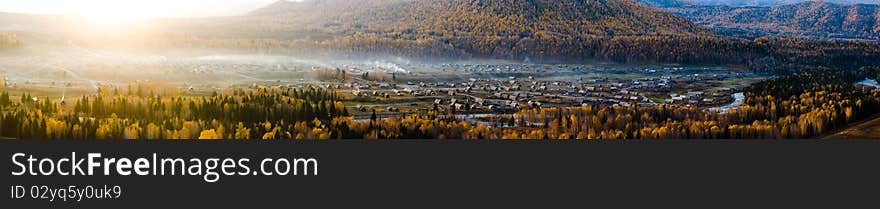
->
[709,92,745,113]
[857,78,880,88]
[705,78,878,114]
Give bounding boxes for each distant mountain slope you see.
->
[673,1,880,39]
[687,0,878,7]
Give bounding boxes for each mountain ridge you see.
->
[244,0,706,37]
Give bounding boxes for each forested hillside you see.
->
[138,0,879,68]
[636,0,880,8]
[161,0,764,63]
[673,1,880,40]
[4,0,879,69]
[685,0,878,7]
[246,0,705,36]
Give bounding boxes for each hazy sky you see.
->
[0,0,281,17]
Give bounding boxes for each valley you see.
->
[0,44,766,122]
[0,0,878,139]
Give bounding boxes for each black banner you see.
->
[2,140,879,208]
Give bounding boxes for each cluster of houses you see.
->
[322,63,754,115]
[666,88,735,106]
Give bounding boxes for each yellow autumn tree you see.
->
[199,129,222,140]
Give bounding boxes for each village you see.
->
[317,62,765,118]
[0,51,765,121]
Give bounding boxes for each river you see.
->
[706,78,878,113]
[710,92,745,113]
[857,78,880,88]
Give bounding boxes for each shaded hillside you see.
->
[674,1,880,39]
[825,112,880,139]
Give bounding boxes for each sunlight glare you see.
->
[71,0,158,27]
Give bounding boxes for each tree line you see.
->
[1,66,877,139]
[0,85,346,139]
